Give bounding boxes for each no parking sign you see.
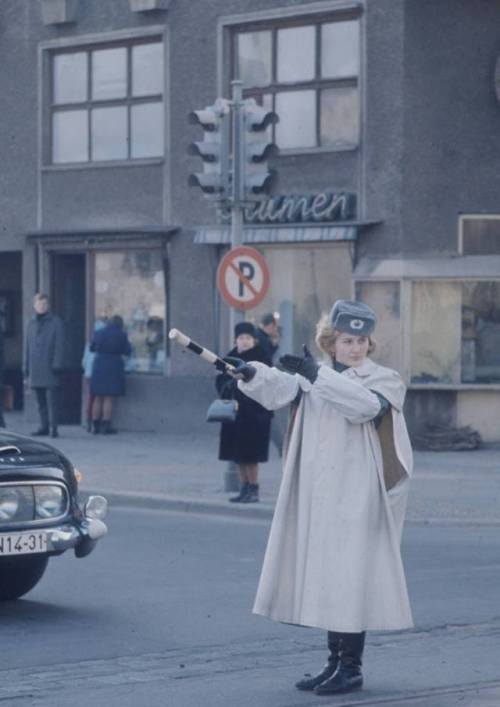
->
[216,246,270,310]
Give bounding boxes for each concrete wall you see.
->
[402,0,500,255]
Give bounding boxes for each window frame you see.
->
[48,36,164,166]
[91,246,168,376]
[458,214,500,256]
[229,9,362,154]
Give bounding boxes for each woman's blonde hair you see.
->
[315,313,376,357]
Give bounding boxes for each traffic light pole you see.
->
[225,79,245,493]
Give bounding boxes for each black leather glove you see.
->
[224,356,257,382]
[279,345,319,383]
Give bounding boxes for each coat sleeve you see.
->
[238,361,300,410]
[24,324,31,377]
[52,318,66,370]
[314,365,381,423]
[215,372,236,400]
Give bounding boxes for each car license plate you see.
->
[0,531,48,556]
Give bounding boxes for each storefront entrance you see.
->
[51,253,86,424]
[0,251,23,410]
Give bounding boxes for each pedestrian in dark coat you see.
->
[256,312,281,364]
[24,293,65,438]
[216,322,273,503]
[90,315,131,434]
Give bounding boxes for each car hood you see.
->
[0,431,76,487]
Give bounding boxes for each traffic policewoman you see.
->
[229,300,413,696]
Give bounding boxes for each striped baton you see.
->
[168,329,236,374]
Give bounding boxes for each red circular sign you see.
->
[217,246,270,310]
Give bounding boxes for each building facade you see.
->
[1,0,500,439]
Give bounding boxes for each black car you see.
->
[0,431,108,600]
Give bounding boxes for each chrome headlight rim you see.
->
[0,480,70,526]
[34,484,66,519]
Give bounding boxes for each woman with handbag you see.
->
[216,322,273,503]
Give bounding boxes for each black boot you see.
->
[92,419,101,434]
[241,483,259,503]
[295,632,342,691]
[229,482,249,503]
[314,631,365,695]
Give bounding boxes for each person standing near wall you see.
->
[256,312,280,364]
[24,293,65,438]
[81,318,107,432]
[216,322,273,503]
[230,300,413,695]
[90,315,131,434]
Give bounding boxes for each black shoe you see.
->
[295,631,342,691]
[313,666,363,695]
[314,631,365,696]
[296,663,338,691]
[32,428,49,436]
[241,483,259,503]
[51,428,59,438]
[92,420,101,434]
[229,483,249,503]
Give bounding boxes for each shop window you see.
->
[233,15,360,151]
[94,250,166,374]
[247,244,352,357]
[411,281,500,384]
[50,39,164,164]
[459,216,500,255]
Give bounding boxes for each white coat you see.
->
[239,357,414,633]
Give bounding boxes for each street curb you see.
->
[80,488,500,526]
[81,488,275,521]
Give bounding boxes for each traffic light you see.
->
[241,98,279,199]
[188,98,230,198]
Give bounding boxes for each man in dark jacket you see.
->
[24,293,65,438]
[256,313,280,364]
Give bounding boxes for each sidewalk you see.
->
[4,412,500,524]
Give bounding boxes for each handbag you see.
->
[206,398,238,423]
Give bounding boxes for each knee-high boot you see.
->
[295,631,342,691]
[314,631,365,695]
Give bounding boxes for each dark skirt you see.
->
[90,353,126,397]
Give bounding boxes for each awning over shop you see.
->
[24,225,179,243]
[353,255,500,279]
[194,223,377,245]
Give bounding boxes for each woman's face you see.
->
[236,334,256,353]
[331,332,370,367]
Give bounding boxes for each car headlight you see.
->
[0,488,19,520]
[34,485,66,519]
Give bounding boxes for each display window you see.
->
[93,250,166,374]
